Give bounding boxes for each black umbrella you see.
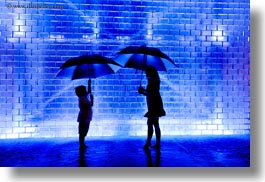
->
[113,45,175,71]
[113,45,176,85]
[56,54,121,93]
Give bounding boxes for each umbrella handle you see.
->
[88,78,92,94]
[140,71,143,87]
[135,68,143,87]
[139,54,147,87]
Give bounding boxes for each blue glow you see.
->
[0,0,250,138]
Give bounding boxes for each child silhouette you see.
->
[75,85,93,149]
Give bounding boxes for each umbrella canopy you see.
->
[113,45,176,71]
[56,54,121,80]
[56,54,122,93]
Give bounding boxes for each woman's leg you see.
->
[144,118,154,148]
[153,118,161,148]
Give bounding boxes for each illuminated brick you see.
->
[0,0,250,138]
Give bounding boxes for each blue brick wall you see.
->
[0,0,250,138]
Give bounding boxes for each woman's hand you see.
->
[138,86,145,94]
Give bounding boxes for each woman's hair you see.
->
[145,65,160,80]
[75,85,87,97]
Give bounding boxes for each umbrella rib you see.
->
[71,66,78,80]
[160,58,167,71]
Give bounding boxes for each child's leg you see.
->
[79,122,88,148]
[79,134,85,146]
[79,134,88,148]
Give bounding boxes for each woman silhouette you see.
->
[138,65,166,149]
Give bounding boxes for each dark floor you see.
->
[0,135,250,167]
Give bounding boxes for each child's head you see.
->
[75,85,87,97]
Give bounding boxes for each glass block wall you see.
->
[0,0,250,138]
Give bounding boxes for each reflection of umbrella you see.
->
[56,54,121,93]
[113,45,176,85]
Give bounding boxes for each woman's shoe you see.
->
[151,144,160,149]
[143,143,151,149]
[80,144,88,149]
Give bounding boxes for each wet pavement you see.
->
[0,135,250,167]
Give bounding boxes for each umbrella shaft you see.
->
[88,78,92,93]
[139,54,147,86]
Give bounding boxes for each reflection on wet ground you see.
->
[0,135,250,167]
